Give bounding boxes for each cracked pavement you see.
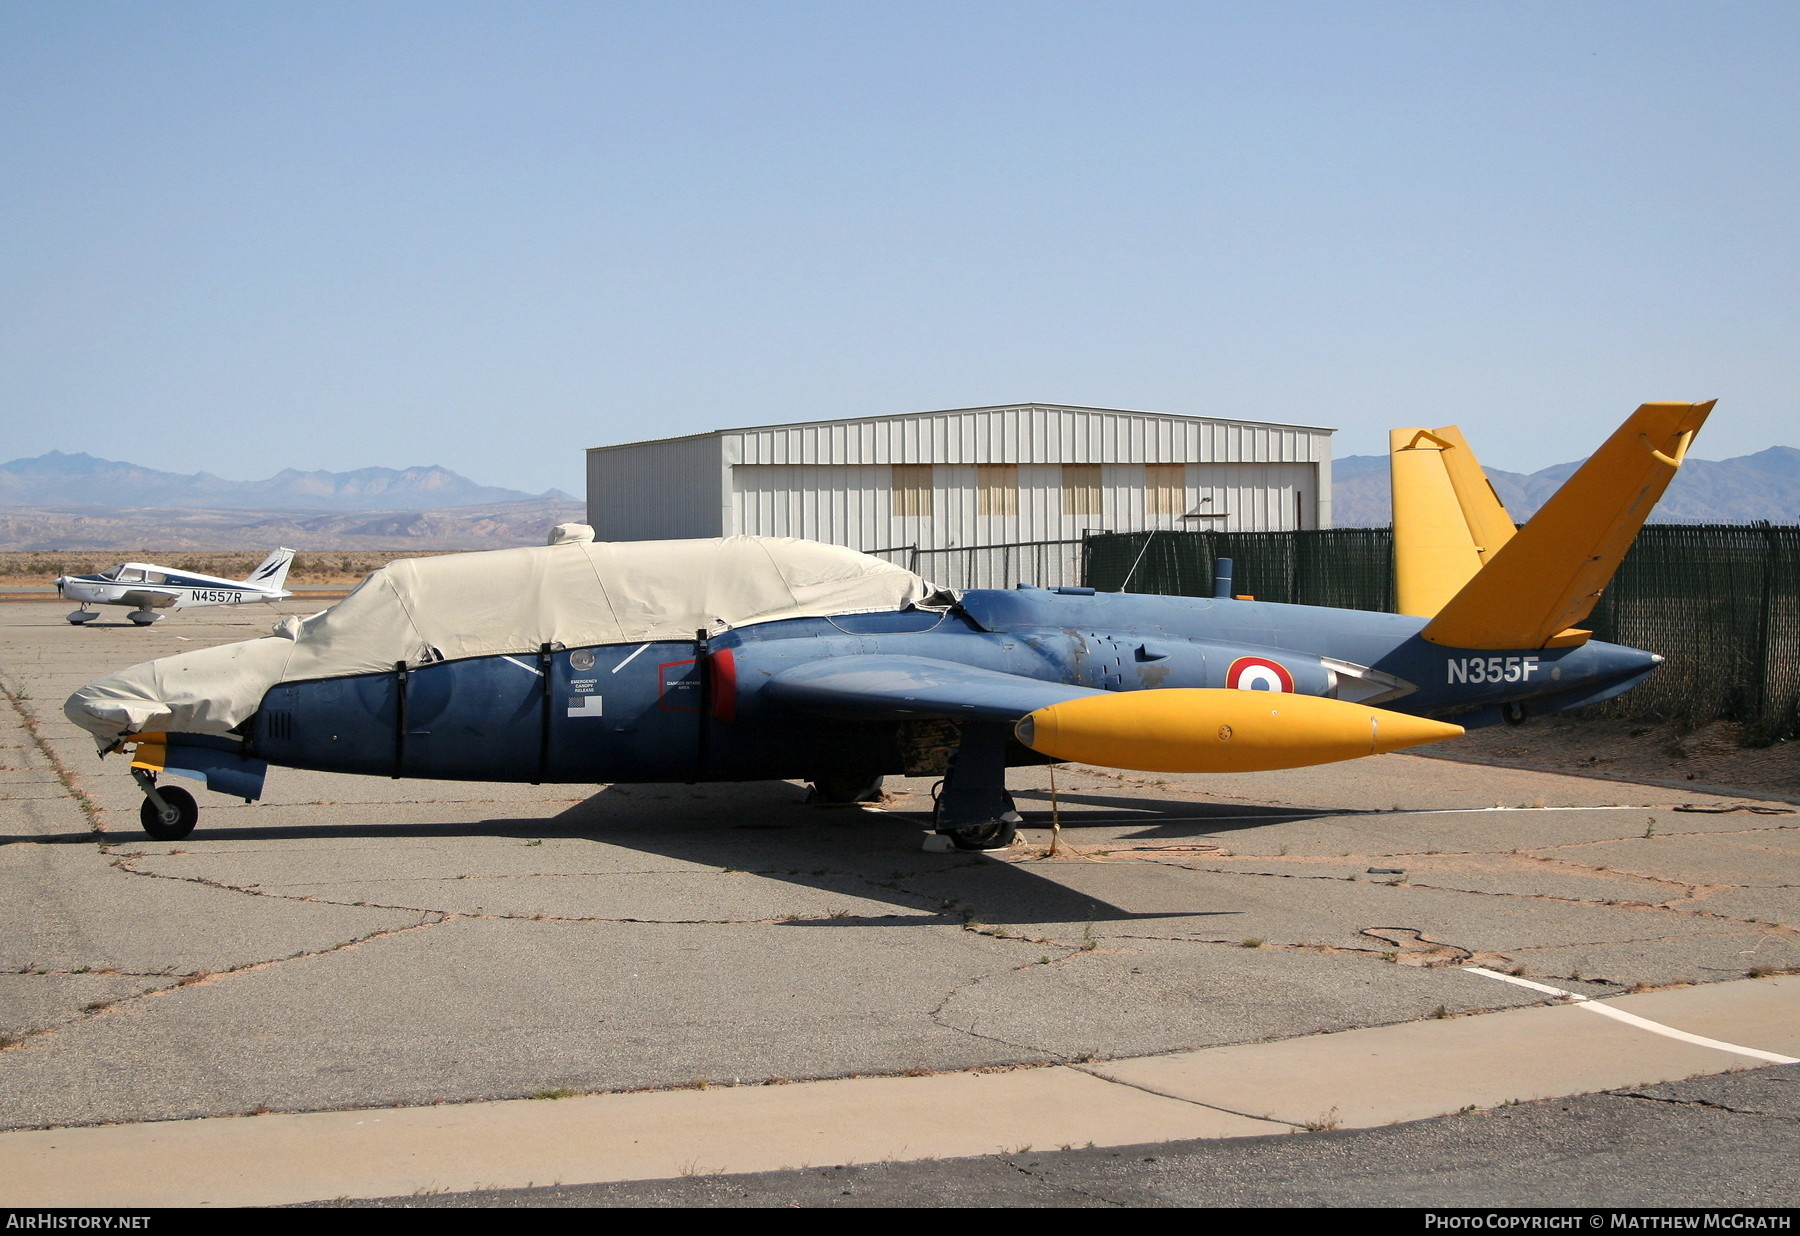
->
[2,601,1797,1137]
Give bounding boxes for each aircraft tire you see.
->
[805,773,885,806]
[127,610,162,626]
[66,611,98,625]
[139,786,198,841]
[941,819,1019,851]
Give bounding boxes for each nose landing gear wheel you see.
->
[139,785,198,840]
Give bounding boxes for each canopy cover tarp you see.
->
[66,537,942,744]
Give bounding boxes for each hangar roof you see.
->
[588,402,1335,455]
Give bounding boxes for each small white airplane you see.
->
[57,549,296,626]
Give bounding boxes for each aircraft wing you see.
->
[118,590,181,609]
[762,655,1105,721]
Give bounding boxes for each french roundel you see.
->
[1226,656,1295,693]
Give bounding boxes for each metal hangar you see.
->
[585,403,1334,550]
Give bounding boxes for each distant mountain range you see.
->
[1330,445,1800,527]
[0,451,575,511]
[0,500,587,553]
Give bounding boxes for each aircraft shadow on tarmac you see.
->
[532,783,1251,929]
[24,781,1369,930]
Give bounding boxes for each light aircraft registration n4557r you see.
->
[57,549,295,626]
[64,402,1711,849]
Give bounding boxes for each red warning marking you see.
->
[1226,656,1294,692]
[656,652,738,720]
[657,658,698,711]
[709,649,737,722]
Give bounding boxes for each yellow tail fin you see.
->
[1389,425,1517,618]
[1420,400,1713,650]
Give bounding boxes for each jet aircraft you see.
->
[64,403,1711,847]
[58,549,295,626]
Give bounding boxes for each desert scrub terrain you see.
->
[0,549,460,586]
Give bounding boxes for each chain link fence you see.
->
[1084,529,1395,612]
[864,541,1085,592]
[1080,526,1800,743]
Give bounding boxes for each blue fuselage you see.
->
[248,588,1659,785]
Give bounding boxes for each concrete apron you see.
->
[4,974,1797,1207]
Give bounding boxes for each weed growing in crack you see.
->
[525,839,542,847]
[1240,938,1264,949]
[1431,1005,1452,1019]
[1300,1107,1341,1132]
[530,1088,577,1100]
[1644,818,1658,839]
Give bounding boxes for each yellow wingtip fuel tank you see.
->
[1015,689,1465,774]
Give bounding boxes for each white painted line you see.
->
[1464,967,1800,1065]
[1464,967,1572,998]
[1576,1003,1800,1064]
[611,643,651,673]
[1010,805,1676,826]
[499,656,543,677]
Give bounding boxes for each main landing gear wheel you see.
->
[139,785,198,841]
[932,782,1021,851]
[127,609,163,626]
[942,818,1019,851]
[805,773,886,806]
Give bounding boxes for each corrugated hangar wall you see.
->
[587,404,1333,549]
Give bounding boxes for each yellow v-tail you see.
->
[1391,401,1713,651]
[1390,425,1518,618]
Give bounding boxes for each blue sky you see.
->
[2,1,1794,495]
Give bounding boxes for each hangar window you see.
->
[978,465,1018,516]
[892,464,933,517]
[1062,464,1101,516]
[1146,464,1187,515]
